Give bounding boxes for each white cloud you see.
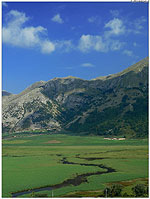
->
[41,40,55,54]
[105,16,146,37]
[78,34,124,53]
[81,63,94,67]
[3,10,139,57]
[2,10,55,54]
[123,50,133,57]
[51,14,64,24]
[78,35,108,53]
[79,17,126,53]
[7,10,29,27]
[104,18,125,37]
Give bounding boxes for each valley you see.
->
[2,57,149,197]
[2,133,148,197]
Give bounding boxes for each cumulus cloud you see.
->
[3,10,140,57]
[78,34,124,53]
[41,40,55,54]
[78,35,108,53]
[81,63,94,67]
[104,18,125,37]
[105,16,146,37]
[2,10,55,54]
[79,17,127,53]
[51,14,64,24]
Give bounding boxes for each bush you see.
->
[132,184,147,197]
[103,184,123,197]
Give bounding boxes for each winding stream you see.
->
[12,156,116,197]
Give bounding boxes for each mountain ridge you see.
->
[3,57,148,95]
[2,57,148,138]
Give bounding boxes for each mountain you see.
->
[2,57,148,138]
[2,90,12,96]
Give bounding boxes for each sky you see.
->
[2,1,148,94]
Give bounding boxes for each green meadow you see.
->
[2,133,148,197]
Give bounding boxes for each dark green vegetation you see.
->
[102,183,148,197]
[3,57,148,138]
[103,184,123,197]
[132,184,148,197]
[2,134,148,197]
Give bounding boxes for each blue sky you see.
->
[2,2,148,94]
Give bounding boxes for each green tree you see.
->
[132,184,147,197]
[111,184,123,197]
[103,184,123,197]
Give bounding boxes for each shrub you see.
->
[132,184,147,197]
[103,184,123,197]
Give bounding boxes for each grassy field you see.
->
[2,133,148,197]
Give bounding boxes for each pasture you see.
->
[2,133,148,197]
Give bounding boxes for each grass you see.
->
[2,133,148,197]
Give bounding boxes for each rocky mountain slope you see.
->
[2,57,148,138]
